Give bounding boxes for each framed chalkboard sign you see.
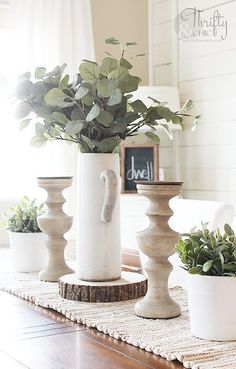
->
[121,144,159,193]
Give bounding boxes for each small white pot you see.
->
[187,274,236,341]
[9,232,48,273]
[77,153,121,281]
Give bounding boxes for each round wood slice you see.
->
[59,272,147,303]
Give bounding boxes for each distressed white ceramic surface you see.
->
[188,274,236,341]
[77,153,121,281]
[9,231,47,272]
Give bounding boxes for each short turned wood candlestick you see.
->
[135,181,183,319]
[37,177,74,282]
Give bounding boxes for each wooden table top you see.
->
[0,246,183,369]
[0,289,184,369]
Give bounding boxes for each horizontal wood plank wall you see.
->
[178,0,236,209]
[151,0,236,210]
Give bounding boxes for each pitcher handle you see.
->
[100,170,118,224]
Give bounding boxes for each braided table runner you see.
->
[0,267,235,368]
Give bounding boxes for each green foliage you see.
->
[176,223,236,276]
[13,38,199,153]
[1,197,45,233]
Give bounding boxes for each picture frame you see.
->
[120,144,159,193]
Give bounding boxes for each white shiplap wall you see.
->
[149,0,179,180]
[151,0,236,209]
[179,0,236,208]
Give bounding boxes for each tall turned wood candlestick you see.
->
[135,181,183,319]
[37,177,74,282]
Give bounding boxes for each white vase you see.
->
[9,231,47,272]
[187,274,236,341]
[77,153,121,281]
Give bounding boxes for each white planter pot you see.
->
[9,232,48,273]
[187,274,236,341]
[77,153,121,281]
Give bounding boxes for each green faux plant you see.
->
[1,197,44,233]
[176,223,236,276]
[13,37,200,153]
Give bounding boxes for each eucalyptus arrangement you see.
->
[1,196,44,233]
[176,223,236,276]
[14,37,199,153]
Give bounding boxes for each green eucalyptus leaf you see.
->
[109,121,127,134]
[126,41,138,46]
[99,57,118,76]
[146,107,162,121]
[80,135,95,153]
[19,118,31,130]
[148,96,160,104]
[82,59,98,65]
[191,115,201,132]
[60,63,67,74]
[79,62,99,82]
[107,89,122,106]
[134,53,146,58]
[97,79,118,98]
[35,67,46,79]
[31,135,48,148]
[75,85,89,100]
[104,51,114,57]
[145,131,160,143]
[124,112,140,123]
[46,65,61,77]
[96,137,121,153]
[181,99,194,112]
[86,104,100,121]
[82,94,94,106]
[59,74,70,89]
[96,109,114,126]
[56,100,75,108]
[119,74,141,93]
[160,124,173,139]
[32,82,47,98]
[171,114,183,125]
[52,112,68,124]
[119,58,132,69]
[17,72,31,81]
[105,37,120,45]
[71,108,85,120]
[157,106,173,122]
[14,102,31,119]
[44,88,66,106]
[15,79,33,99]
[35,122,45,135]
[65,120,84,135]
[130,99,147,113]
[110,66,129,81]
[47,125,61,138]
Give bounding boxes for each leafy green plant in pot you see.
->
[176,223,236,341]
[13,37,199,282]
[1,197,47,273]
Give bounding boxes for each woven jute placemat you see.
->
[0,268,236,369]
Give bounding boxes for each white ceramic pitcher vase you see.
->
[77,153,121,282]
